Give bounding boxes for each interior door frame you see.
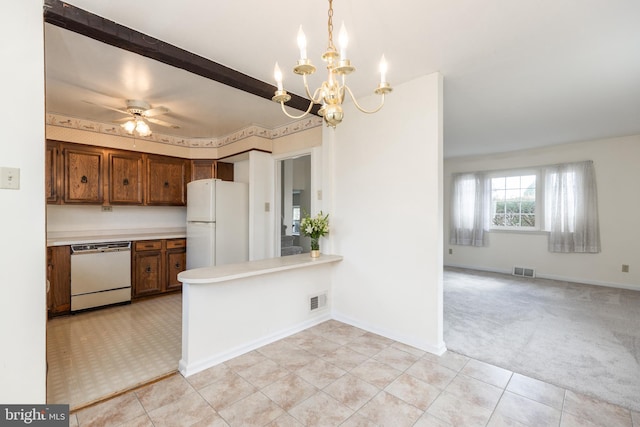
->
[273,148,319,257]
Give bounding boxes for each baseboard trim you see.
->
[445,263,640,291]
[332,311,447,356]
[179,313,331,377]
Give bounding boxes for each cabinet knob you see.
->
[145,266,152,273]
[123,178,129,186]
[174,263,181,269]
[81,175,88,184]
[164,181,170,188]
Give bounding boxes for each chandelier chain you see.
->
[327,0,335,52]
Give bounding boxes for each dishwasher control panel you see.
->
[71,241,131,254]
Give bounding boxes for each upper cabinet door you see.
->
[216,161,234,182]
[109,151,144,204]
[62,145,104,204]
[191,159,215,181]
[146,155,187,206]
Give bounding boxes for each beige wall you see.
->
[0,0,47,403]
[444,134,640,289]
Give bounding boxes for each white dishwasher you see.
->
[70,241,131,311]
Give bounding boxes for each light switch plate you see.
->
[0,167,20,189]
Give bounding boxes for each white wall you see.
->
[248,151,275,260]
[0,0,46,403]
[47,205,186,233]
[179,260,337,376]
[444,134,640,289]
[329,73,445,353]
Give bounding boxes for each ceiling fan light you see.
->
[135,119,151,137]
[122,120,136,133]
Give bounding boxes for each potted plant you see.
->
[300,211,329,257]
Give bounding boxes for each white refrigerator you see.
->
[186,178,249,269]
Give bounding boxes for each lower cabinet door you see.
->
[166,250,186,291]
[133,251,162,297]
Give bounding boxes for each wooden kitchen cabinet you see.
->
[166,239,186,292]
[45,140,61,203]
[47,141,192,206]
[132,239,186,298]
[133,248,163,297]
[109,151,144,204]
[191,159,215,181]
[146,155,188,206]
[191,159,234,182]
[62,144,104,204]
[47,245,71,316]
[216,161,234,182]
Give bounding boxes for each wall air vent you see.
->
[309,292,327,311]
[513,266,536,278]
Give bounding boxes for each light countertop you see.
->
[178,253,343,284]
[46,227,186,246]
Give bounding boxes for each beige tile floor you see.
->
[67,319,640,427]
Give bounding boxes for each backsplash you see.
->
[46,205,187,232]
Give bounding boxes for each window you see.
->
[490,173,537,229]
[449,161,600,253]
[292,206,301,235]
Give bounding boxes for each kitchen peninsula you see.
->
[177,253,343,376]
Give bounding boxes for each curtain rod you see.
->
[450,159,593,177]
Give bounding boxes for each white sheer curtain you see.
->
[544,160,601,253]
[450,173,489,246]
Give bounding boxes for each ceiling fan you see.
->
[87,99,180,136]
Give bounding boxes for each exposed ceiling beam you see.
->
[42,0,320,115]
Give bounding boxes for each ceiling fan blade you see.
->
[142,106,169,117]
[114,116,133,123]
[82,100,129,115]
[146,117,180,129]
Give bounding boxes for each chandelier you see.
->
[121,117,152,137]
[272,0,392,128]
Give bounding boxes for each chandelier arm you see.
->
[279,98,315,119]
[343,85,386,114]
[302,74,315,101]
[311,87,324,104]
[302,75,324,103]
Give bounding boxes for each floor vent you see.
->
[513,266,536,278]
[309,292,327,311]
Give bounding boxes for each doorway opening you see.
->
[276,154,312,257]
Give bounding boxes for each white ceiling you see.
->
[44,0,640,158]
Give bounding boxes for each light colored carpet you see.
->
[444,267,640,412]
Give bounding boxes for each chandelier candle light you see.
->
[272,0,392,128]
